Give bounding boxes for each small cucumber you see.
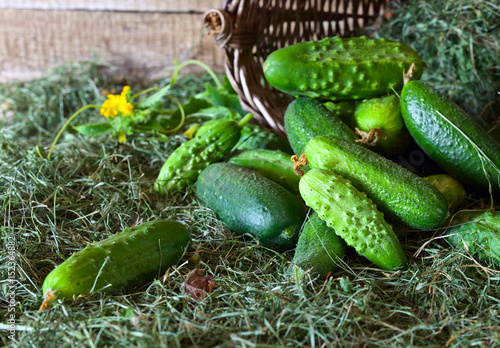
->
[197,119,293,154]
[293,212,347,278]
[299,168,407,270]
[423,174,467,213]
[233,123,293,154]
[400,80,500,193]
[196,163,306,252]
[227,149,300,194]
[40,220,191,310]
[263,36,423,101]
[154,114,253,194]
[446,210,500,266]
[284,97,357,156]
[352,94,411,157]
[305,135,449,229]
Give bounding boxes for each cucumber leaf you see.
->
[73,123,113,136]
[202,83,246,116]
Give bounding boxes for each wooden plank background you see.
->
[0,0,226,82]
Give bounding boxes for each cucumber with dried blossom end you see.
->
[40,220,191,311]
[352,94,411,157]
[298,168,408,270]
[154,113,253,194]
[400,77,500,193]
[305,135,449,230]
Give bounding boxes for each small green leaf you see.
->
[195,106,237,120]
[73,123,113,136]
[204,83,246,116]
[171,96,212,120]
[137,84,173,109]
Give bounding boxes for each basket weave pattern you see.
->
[204,0,394,136]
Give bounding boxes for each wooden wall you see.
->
[0,0,225,82]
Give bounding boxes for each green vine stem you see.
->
[46,104,101,159]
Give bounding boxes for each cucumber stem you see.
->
[46,104,101,159]
[403,63,416,85]
[237,113,254,127]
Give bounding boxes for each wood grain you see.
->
[0,0,221,12]
[0,8,226,82]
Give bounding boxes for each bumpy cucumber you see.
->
[293,212,347,278]
[400,80,500,192]
[154,114,253,194]
[40,220,190,310]
[196,162,306,252]
[233,123,293,154]
[197,119,293,154]
[284,97,357,156]
[299,168,407,270]
[227,149,300,194]
[352,94,411,157]
[423,174,467,213]
[305,135,449,229]
[263,36,423,100]
[446,210,500,266]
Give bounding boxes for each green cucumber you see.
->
[400,80,500,193]
[227,149,300,194]
[446,210,500,266]
[423,174,467,213]
[263,36,423,101]
[284,97,357,156]
[299,168,407,270]
[40,220,190,310]
[352,94,411,157]
[154,114,253,194]
[197,119,293,154]
[196,162,306,252]
[323,101,355,127]
[233,123,293,154]
[293,212,347,278]
[305,135,449,229]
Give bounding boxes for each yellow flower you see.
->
[100,86,134,119]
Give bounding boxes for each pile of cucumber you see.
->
[190,36,500,276]
[42,35,500,309]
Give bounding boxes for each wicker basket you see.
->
[203,0,395,136]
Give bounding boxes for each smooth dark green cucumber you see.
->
[400,80,500,192]
[305,135,449,229]
[227,149,300,194]
[299,168,407,270]
[196,163,306,252]
[284,97,357,156]
[41,220,190,309]
[293,212,347,278]
[263,36,423,100]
